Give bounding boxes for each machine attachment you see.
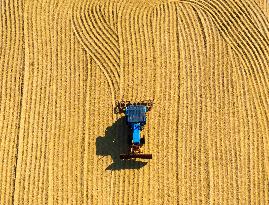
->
[115,100,154,114]
[120,153,152,159]
[119,141,152,160]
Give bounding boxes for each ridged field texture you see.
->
[0,0,268,204]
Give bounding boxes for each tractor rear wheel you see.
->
[141,137,145,145]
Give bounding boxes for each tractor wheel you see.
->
[141,137,145,145]
[127,134,132,145]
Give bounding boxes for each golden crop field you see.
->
[0,0,268,204]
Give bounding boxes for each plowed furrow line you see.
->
[151,5,162,205]
[117,0,131,99]
[175,4,190,203]
[52,4,68,204]
[220,1,269,44]
[233,48,256,204]
[47,2,69,204]
[151,6,162,101]
[66,2,87,202]
[83,58,95,205]
[238,54,256,204]
[158,4,167,205]
[182,1,269,75]
[0,3,12,200]
[199,7,216,204]
[72,1,120,99]
[78,9,120,78]
[182,0,269,106]
[252,0,269,19]
[120,5,134,99]
[71,19,117,102]
[48,3,61,203]
[92,2,119,48]
[183,4,207,203]
[203,10,216,204]
[183,1,269,160]
[23,3,43,197]
[147,9,156,205]
[138,4,155,98]
[81,54,90,205]
[62,7,72,204]
[179,4,195,203]
[228,47,243,204]
[163,4,175,204]
[221,41,231,204]
[13,0,39,203]
[116,2,126,99]
[132,3,146,100]
[89,5,119,59]
[89,63,99,205]
[0,1,23,204]
[144,7,155,100]
[104,1,118,31]
[47,1,58,203]
[167,3,179,204]
[149,8,157,101]
[181,5,198,204]
[214,31,223,204]
[190,5,212,204]
[204,13,221,203]
[74,30,88,205]
[56,15,65,205]
[138,5,152,99]
[225,47,237,204]
[33,3,52,202]
[97,72,108,205]
[0,0,10,105]
[211,0,269,87]
[175,4,188,204]
[196,0,269,87]
[76,1,120,68]
[243,1,269,36]
[129,3,139,100]
[135,4,147,101]
[193,6,207,204]
[0,0,24,203]
[26,1,51,203]
[174,6,181,204]
[232,52,248,204]
[82,1,119,63]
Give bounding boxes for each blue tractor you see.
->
[115,100,153,160]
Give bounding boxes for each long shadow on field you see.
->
[96,116,147,170]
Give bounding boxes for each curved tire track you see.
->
[72,0,120,102]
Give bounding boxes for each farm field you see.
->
[0,0,268,204]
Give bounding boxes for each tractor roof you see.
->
[125,105,147,123]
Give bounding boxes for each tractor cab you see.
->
[125,105,147,145]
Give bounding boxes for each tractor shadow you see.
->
[96,116,147,170]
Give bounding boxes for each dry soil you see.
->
[0,0,268,204]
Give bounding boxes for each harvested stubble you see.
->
[0,0,268,204]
